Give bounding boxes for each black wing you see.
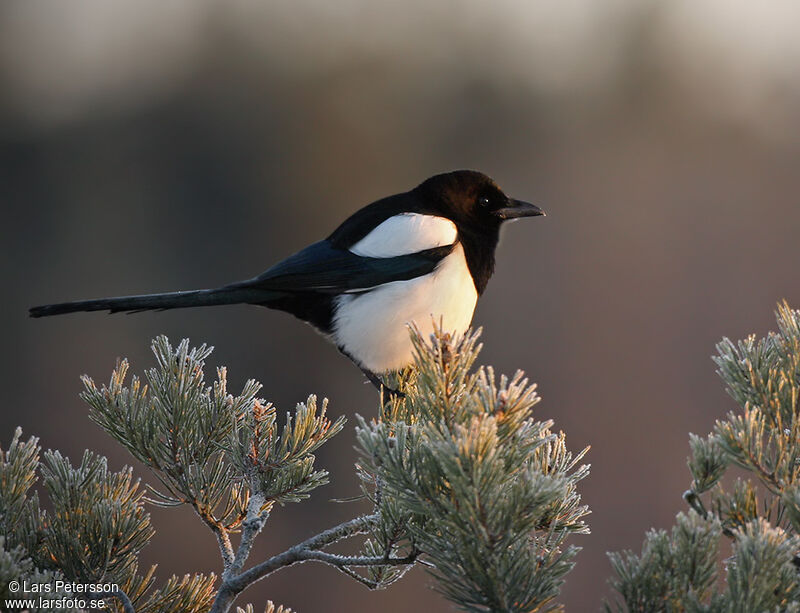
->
[237,239,454,294]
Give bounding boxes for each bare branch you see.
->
[210,514,383,613]
[295,550,418,567]
[225,492,270,581]
[230,514,379,590]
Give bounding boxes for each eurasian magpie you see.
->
[30,170,544,387]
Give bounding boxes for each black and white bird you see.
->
[30,170,544,387]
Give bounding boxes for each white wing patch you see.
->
[349,213,457,258]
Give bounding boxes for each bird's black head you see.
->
[414,170,544,294]
[414,170,544,233]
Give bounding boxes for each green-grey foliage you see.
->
[229,397,344,507]
[40,450,154,584]
[608,302,800,612]
[357,326,590,612]
[607,511,721,612]
[4,331,588,612]
[81,337,261,530]
[0,428,216,613]
[79,336,346,612]
[0,428,44,556]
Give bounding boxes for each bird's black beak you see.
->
[494,199,546,220]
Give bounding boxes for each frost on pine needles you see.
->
[607,302,800,612]
[3,328,588,612]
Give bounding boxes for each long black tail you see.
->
[29,285,278,318]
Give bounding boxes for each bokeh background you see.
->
[3,1,800,610]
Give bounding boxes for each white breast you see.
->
[349,213,458,257]
[332,243,478,373]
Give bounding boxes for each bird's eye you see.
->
[478,196,491,207]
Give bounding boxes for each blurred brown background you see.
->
[3,1,800,610]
